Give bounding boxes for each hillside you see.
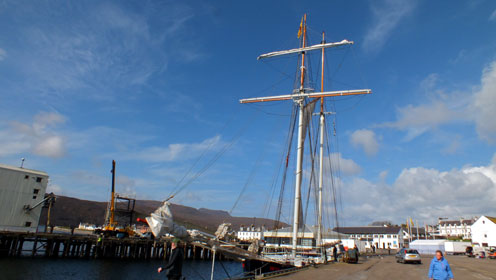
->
[39,195,286,233]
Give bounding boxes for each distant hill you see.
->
[39,195,286,233]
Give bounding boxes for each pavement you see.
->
[279,255,496,280]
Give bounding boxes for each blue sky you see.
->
[1,0,495,226]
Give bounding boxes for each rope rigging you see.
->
[165,109,260,202]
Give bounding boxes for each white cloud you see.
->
[339,154,496,225]
[380,59,496,143]
[490,9,496,21]
[32,135,65,158]
[329,153,361,176]
[363,0,416,53]
[381,102,461,140]
[420,73,440,91]
[441,135,461,155]
[46,183,63,194]
[2,1,201,101]
[379,170,389,181]
[2,112,67,158]
[471,60,496,143]
[0,130,30,156]
[0,48,6,61]
[350,129,379,156]
[128,135,223,162]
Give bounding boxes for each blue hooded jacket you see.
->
[428,256,453,280]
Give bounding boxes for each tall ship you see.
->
[238,14,371,268]
[145,14,372,277]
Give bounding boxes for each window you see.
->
[24,175,29,179]
[36,177,42,183]
[484,234,487,238]
[25,222,31,227]
[387,235,391,238]
[33,189,39,194]
[381,235,384,238]
[32,196,37,199]
[483,221,485,224]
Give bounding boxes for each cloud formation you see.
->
[330,153,362,176]
[339,154,496,225]
[350,129,379,156]
[380,59,496,143]
[471,60,496,142]
[490,9,496,21]
[128,135,223,162]
[0,48,6,61]
[363,0,416,53]
[1,112,67,158]
[3,1,199,101]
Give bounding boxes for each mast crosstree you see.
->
[239,15,372,259]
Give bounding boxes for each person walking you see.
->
[332,245,337,262]
[428,250,454,280]
[158,238,184,280]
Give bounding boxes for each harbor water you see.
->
[0,258,243,280]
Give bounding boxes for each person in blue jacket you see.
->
[429,250,454,280]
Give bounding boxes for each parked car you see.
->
[396,248,421,264]
[488,247,496,259]
[466,246,475,258]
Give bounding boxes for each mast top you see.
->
[241,15,371,104]
[257,40,354,60]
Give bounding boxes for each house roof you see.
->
[485,216,496,224]
[438,219,475,226]
[333,226,401,234]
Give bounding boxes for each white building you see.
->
[437,218,476,239]
[237,225,264,241]
[264,225,349,250]
[334,226,404,249]
[0,164,49,232]
[471,216,496,248]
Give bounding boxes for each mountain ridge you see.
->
[40,195,286,233]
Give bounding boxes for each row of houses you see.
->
[236,216,496,250]
[238,225,406,250]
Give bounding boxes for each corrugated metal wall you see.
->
[0,165,48,232]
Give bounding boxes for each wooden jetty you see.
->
[0,231,234,261]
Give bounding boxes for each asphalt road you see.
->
[280,255,495,279]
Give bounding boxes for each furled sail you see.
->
[301,100,316,142]
[146,201,190,239]
[296,100,316,229]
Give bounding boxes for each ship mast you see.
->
[239,15,371,260]
[292,13,307,259]
[317,31,325,257]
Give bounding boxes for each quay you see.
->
[278,255,496,280]
[0,231,233,261]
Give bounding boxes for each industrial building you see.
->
[0,163,49,232]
